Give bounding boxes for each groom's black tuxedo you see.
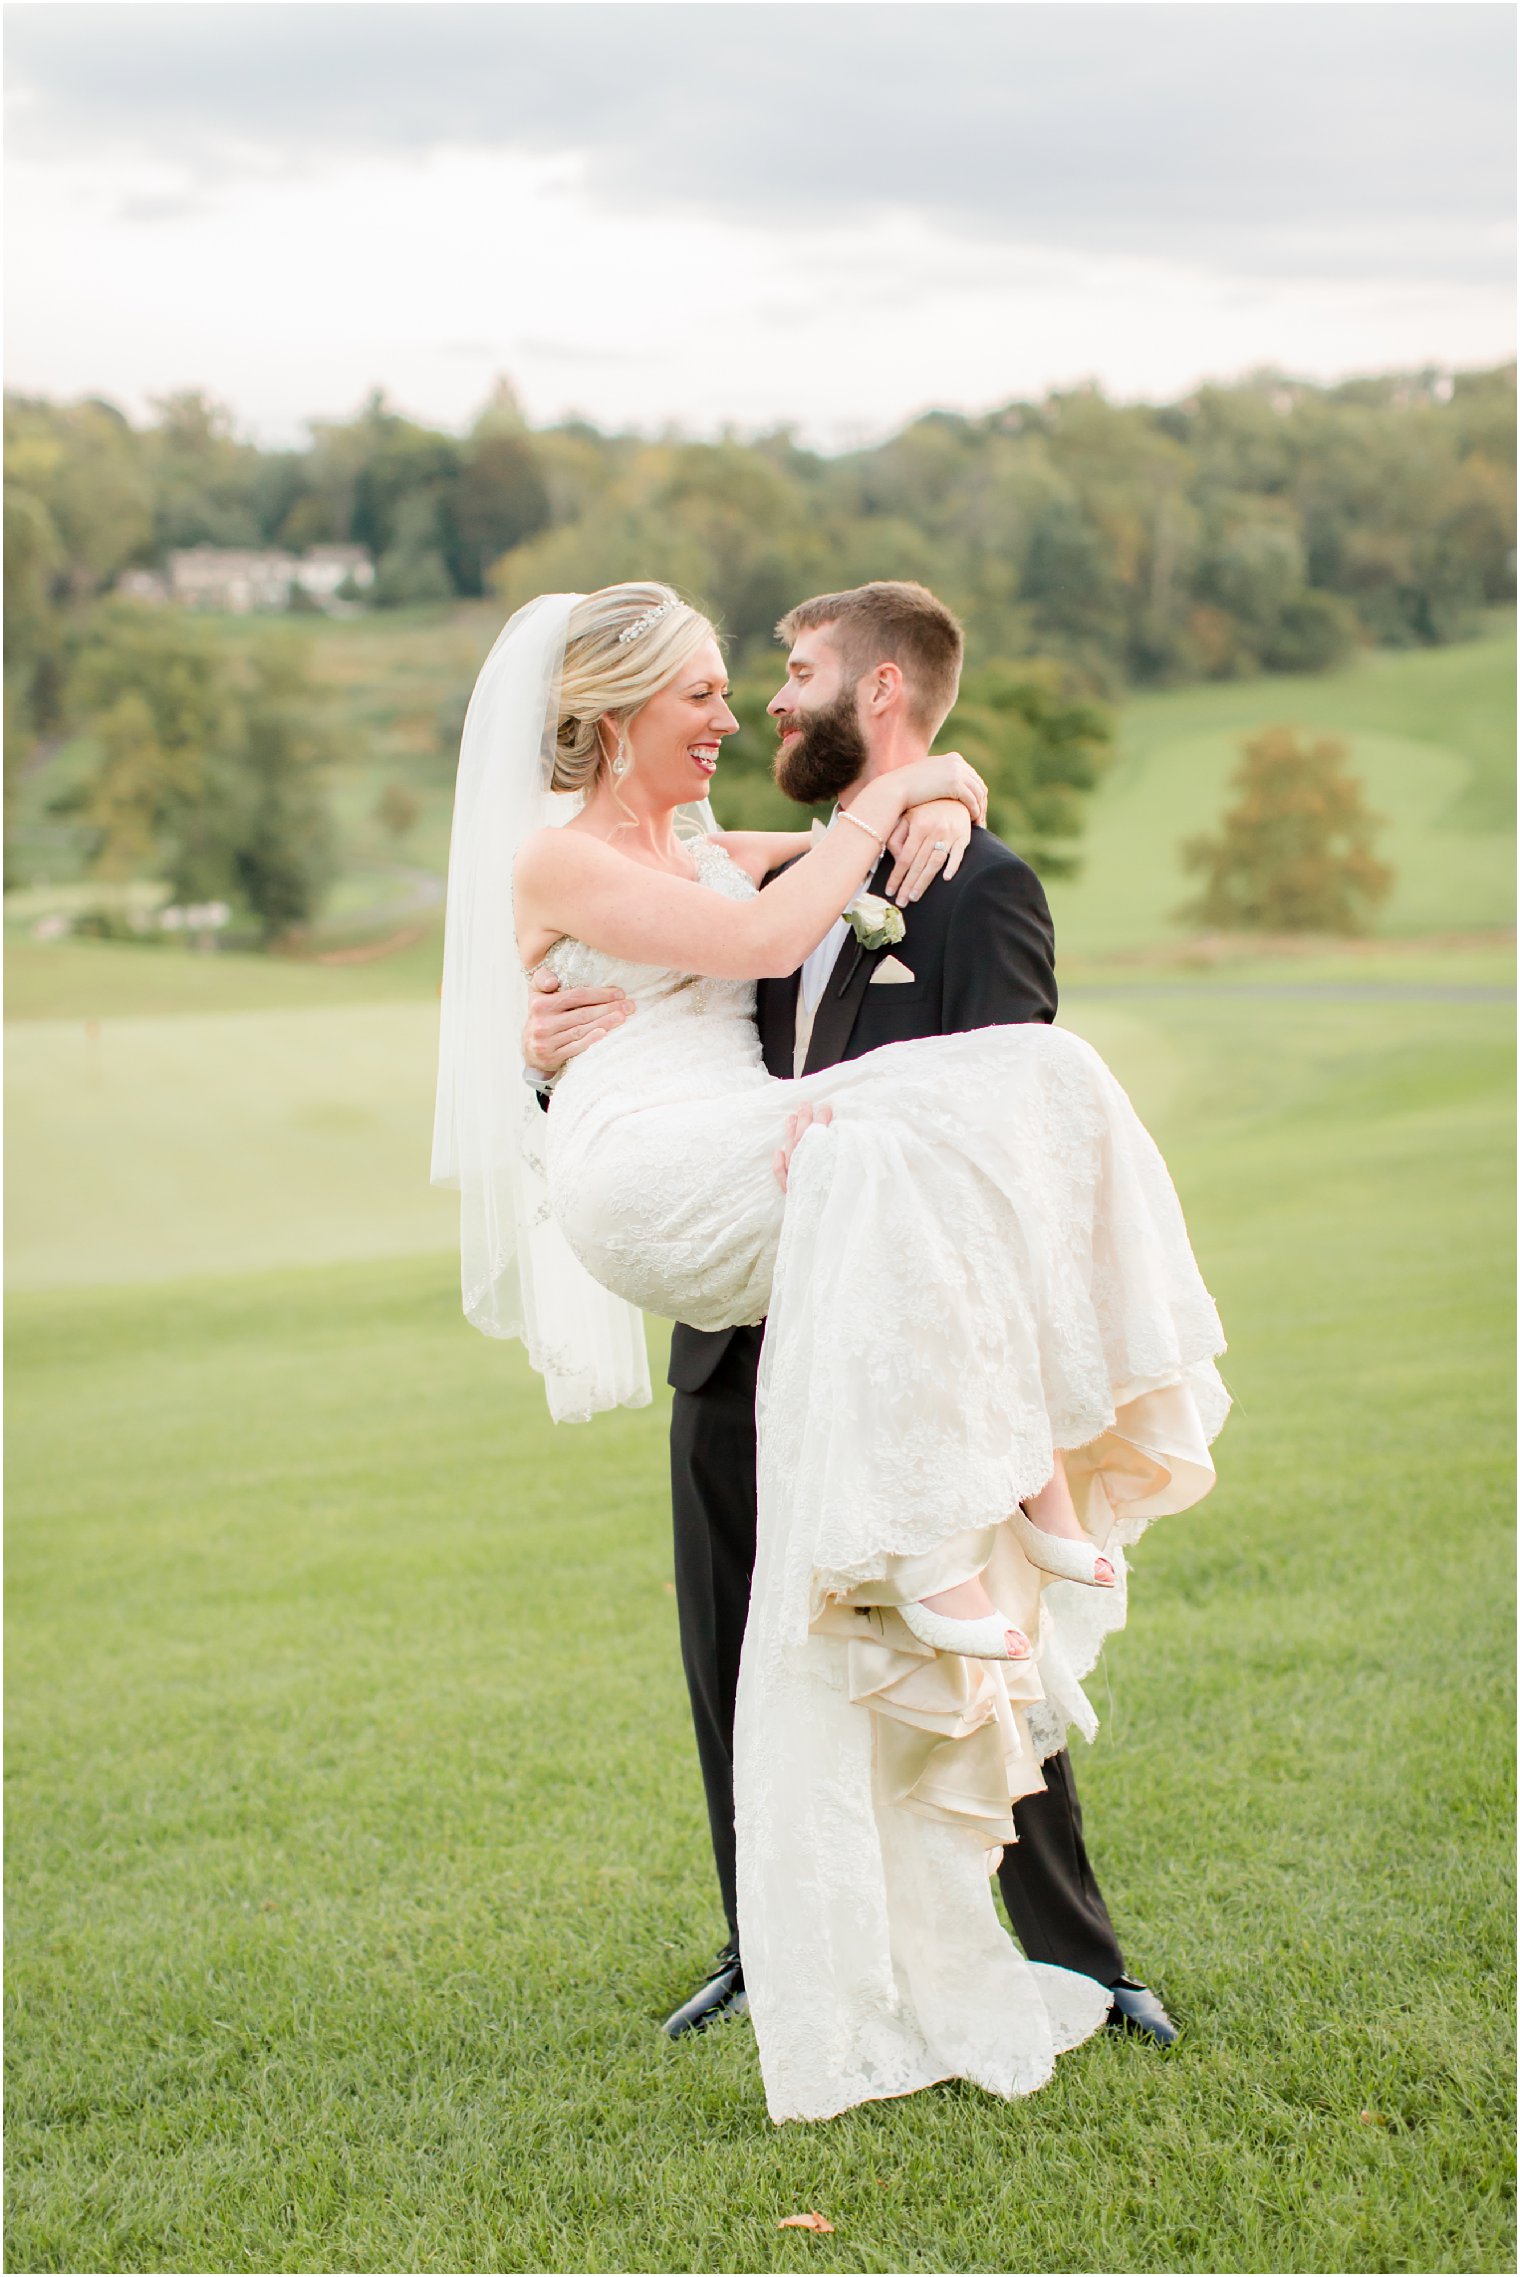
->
[667,825,1128,1985]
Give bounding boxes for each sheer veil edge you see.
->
[431,591,664,1424]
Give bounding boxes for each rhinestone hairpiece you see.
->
[617,601,675,645]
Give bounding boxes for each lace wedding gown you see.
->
[536,836,1229,2122]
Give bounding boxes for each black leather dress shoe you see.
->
[661,1944,749,2039]
[1106,1976,1179,2045]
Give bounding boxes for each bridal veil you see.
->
[430,592,653,1422]
[431,590,715,1423]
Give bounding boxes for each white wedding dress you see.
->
[535,835,1229,2123]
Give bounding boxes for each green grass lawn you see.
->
[3,928,448,1025]
[6,940,1511,1296]
[1046,616,1516,957]
[4,1001,453,1290]
[6,609,1514,2265]
[7,969,1513,2273]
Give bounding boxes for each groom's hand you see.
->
[774,1101,833,1192]
[522,966,633,1076]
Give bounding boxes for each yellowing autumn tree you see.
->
[1179,725,1394,934]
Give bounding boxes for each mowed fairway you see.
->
[5,1001,455,1289]
[6,953,1513,2274]
[1046,620,1516,958]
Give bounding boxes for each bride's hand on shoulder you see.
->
[884,798,974,903]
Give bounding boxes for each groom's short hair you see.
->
[777,581,964,732]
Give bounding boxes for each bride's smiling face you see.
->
[618,637,739,804]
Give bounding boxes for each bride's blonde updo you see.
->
[552,582,716,794]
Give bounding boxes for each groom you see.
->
[524,579,1177,2048]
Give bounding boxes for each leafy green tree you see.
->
[1287,383,1495,647]
[1195,509,1358,673]
[4,484,63,664]
[279,410,369,550]
[82,690,167,879]
[71,608,234,876]
[349,398,461,562]
[1202,513,1306,637]
[1171,381,1296,499]
[284,389,456,564]
[493,436,828,661]
[532,421,629,531]
[1448,362,1518,470]
[446,383,551,593]
[446,428,550,593]
[3,483,68,755]
[1020,495,1128,681]
[65,614,340,942]
[4,464,70,884]
[1178,725,1393,934]
[1258,589,1360,673]
[373,489,454,608]
[251,449,315,549]
[1435,452,1516,603]
[144,391,261,552]
[223,641,340,940]
[5,395,153,597]
[493,490,712,624]
[942,662,1113,875]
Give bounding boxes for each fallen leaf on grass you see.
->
[1359,2110,1388,2125]
[778,2213,835,2233]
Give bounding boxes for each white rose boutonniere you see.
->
[844,890,906,953]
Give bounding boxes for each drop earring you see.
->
[611,736,632,780]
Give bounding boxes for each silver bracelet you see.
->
[836,806,885,854]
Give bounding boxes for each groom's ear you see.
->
[862,660,905,716]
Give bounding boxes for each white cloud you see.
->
[4,2,1513,442]
[9,4,1514,265]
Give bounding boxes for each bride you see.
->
[433,582,1229,2124]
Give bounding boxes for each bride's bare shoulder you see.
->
[514,823,613,885]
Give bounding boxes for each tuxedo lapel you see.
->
[802,852,895,1076]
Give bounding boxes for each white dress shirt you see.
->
[798,812,854,1015]
[793,813,857,1072]
[799,911,852,1019]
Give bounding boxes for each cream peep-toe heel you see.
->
[1010,1504,1116,1588]
[899,1601,1032,1662]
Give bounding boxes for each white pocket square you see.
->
[870,954,916,986]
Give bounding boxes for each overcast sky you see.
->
[5,1,1515,446]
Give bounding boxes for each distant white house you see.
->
[169,547,301,612]
[292,545,375,606]
[117,544,377,615]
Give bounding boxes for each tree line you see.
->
[9,364,1513,686]
[4,364,1512,939]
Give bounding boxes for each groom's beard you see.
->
[773,687,871,807]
